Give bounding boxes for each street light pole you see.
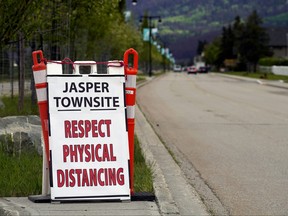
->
[148,17,152,76]
[140,15,161,77]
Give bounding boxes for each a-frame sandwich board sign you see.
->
[46,61,130,201]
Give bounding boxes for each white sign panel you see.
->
[47,74,130,201]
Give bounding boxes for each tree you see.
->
[203,37,221,69]
[196,40,207,56]
[232,16,244,58]
[0,0,40,110]
[220,25,236,61]
[231,15,246,70]
[0,0,37,45]
[207,11,272,72]
[238,10,271,72]
[1,0,144,112]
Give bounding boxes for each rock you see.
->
[0,98,4,109]
[0,115,43,155]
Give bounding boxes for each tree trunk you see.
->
[253,63,257,73]
[10,45,15,98]
[18,32,25,112]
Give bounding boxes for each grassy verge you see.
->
[0,95,153,196]
[0,135,153,196]
[0,95,38,117]
[225,71,288,82]
[134,135,154,193]
[0,148,42,196]
[136,75,146,83]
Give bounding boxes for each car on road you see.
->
[198,66,208,73]
[187,66,197,74]
[173,65,182,72]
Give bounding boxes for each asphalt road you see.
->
[0,80,31,96]
[137,72,288,215]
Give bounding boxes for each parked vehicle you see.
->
[187,66,197,74]
[198,66,208,73]
[173,65,182,72]
[182,66,188,72]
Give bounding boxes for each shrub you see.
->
[259,57,288,66]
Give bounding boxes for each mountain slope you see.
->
[128,0,288,63]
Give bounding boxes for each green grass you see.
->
[0,145,42,196]
[0,95,153,196]
[225,71,288,82]
[0,135,153,196]
[134,135,154,193]
[136,75,146,83]
[0,95,39,117]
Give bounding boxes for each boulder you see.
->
[0,98,4,109]
[0,115,42,155]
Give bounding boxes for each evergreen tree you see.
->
[232,16,244,56]
[238,10,271,72]
[196,40,207,55]
[232,15,246,70]
[220,25,235,61]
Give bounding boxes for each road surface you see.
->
[137,72,288,215]
[0,81,31,96]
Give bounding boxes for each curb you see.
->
[135,105,209,215]
[135,105,179,215]
[212,72,288,89]
[135,74,209,215]
[137,75,180,215]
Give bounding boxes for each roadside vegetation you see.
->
[0,95,38,117]
[0,143,42,197]
[225,72,288,82]
[203,11,272,72]
[0,134,153,196]
[0,0,171,112]
[0,95,153,196]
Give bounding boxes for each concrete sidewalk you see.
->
[0,197,160,216]
[0,96,209,215]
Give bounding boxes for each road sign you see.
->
[47,64,130,201]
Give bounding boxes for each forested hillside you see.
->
[128,0,288,63]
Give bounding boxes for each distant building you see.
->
[266,27,288,58]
